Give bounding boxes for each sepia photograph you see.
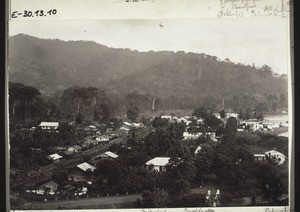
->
[8,17,291,210]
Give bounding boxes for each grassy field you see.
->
[265,127,289,136]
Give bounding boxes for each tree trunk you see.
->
[24,100,28,124]
[152,97,156,111]
[12,99,17,116]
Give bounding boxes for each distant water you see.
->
[264,113,289,124]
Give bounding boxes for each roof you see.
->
[120,126,130,130]
[63,150,74,155]
[104,151,118,158]
[265,150,286,158]
[123,122,132,126]
[39,122,59,127]
[254,154,266,157]
[54,147,67,150]
[73,145,82,150]
[194,146,202,154]
[77,162,96,172]
[96,136,109,141]
[81,143,88,148]
[63,184,76,191]
[38,181,59,190]
[183,132,202,137]
[48,153,63,160]
[44,181,58,187]
[145,157,170,166]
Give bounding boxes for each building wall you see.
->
[148,165,167,172]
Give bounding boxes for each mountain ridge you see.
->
[8,34,288,110]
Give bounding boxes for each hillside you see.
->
[8,34,288,111]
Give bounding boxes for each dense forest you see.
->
[9,34,288,114]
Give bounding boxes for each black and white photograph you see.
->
[8,10,292,210]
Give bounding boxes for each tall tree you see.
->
[127,103,140,122]
[9,82,41,124]
[192,107,209,119]
[223,117,237,144]
[204,115,222,131]
[220,109,226,119]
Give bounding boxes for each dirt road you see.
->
[27,187,217,209]
[29,194,141,209]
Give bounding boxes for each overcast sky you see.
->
[9,18,289,74]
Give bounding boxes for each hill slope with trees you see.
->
[9,34,288,112]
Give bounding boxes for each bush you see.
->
[219,193,233,205]
[142,188,169,208]
[169,193,207,207]
[237,131,260,145]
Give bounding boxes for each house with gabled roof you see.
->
[67,145,82,152]
[254,153,266,161]
[97,151,118,159]
[38,122,59,130]
[265,150,286,165]
[182,132,202,140]
[145,157,170,172]
[28,181,59,195]
[48,153,63,162]
[92,151,118,164]
[68,162,96,182]
[77,162,96,172]
[123,121,133,127]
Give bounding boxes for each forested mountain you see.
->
[8,34,288,112]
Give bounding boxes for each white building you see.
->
[120,125,130,131]
[96,151,119,159]
[77,162,96,172]
[48,153,63,162]
[213,113,221,119]
[176,117,187,123]
[161,115,172,120]
[123,121,133,127]
[145,157,170,172]
[265,150,286,165]
[67,145,82,152]
[241,120,264,131]
[96,135,110,142]
[89,125,96,130]
[38,122,59,130]
[68,162,96,182]
[267,123,280,131]
[182,132,202,140]
[227,113,239,118]
[254,154,266,161]
[28,181,59,195]
[132,122,143,128]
